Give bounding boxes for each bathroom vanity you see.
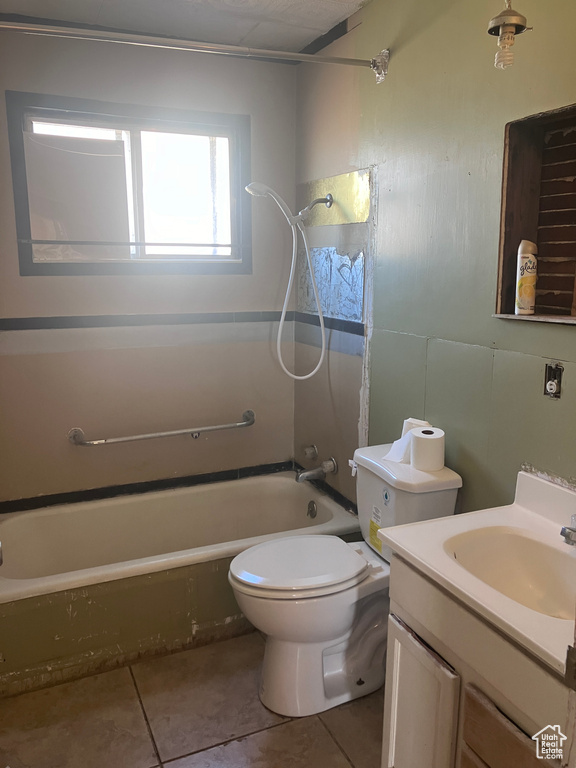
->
[378,471,575,768]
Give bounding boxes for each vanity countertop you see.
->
[379,471,576,675]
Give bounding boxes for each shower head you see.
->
[245,182,273,197]
[245,182,296,225]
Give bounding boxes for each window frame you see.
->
[6,91,252,276]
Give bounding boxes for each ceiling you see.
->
[0,0,369,53]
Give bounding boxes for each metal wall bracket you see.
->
[371,49,390,84]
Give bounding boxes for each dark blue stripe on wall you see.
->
[0,311,364,334]
[0,312,288,330]
[295,312,364,336]
[0,461,357,514]
[0,461,296,513]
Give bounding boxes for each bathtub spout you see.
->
[296,458,338,483]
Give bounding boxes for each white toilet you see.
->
[228,444,462,717]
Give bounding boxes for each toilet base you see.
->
[259,591,388,717]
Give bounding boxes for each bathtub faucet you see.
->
[296,458,338,483]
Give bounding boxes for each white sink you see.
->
[379,471,576,674]
[443,526,576,620]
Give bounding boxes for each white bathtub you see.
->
[0,472,359,604]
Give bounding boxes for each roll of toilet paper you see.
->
[401,417,431,437]
[384,417,432,463]
[410,427,445,472]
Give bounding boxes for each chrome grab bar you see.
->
[68,410,255,446]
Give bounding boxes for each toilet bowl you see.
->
[229,536,389,716]
[229,443,462,717]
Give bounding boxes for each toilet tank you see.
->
[352,444,462,562]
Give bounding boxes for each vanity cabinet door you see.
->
[381,614,460,768]
[461,684,561,768]
[460,744,489,768]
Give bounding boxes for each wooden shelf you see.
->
[494,313,576,325]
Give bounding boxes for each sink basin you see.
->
[379,471,576,673]
[443,526,576,620]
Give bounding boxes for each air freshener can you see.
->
[515,239,538,315]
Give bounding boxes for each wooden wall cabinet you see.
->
[496,102,576,323]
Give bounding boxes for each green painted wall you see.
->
[298,0,576,512]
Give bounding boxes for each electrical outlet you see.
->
[544,363,563,399]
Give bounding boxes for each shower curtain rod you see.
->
[0,21,389,81]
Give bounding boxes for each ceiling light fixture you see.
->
[487,0,531,69]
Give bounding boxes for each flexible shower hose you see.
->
[276,219,326,380]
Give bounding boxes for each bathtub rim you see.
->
[0,473,360,604]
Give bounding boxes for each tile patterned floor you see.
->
[0,632,384,768]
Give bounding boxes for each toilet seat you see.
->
[229,535,370,599]
[229,570,370,600]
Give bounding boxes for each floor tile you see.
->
[132,633,287,762]
[0,668,158,768]
[319,687,384,768]
[163,717,352,768]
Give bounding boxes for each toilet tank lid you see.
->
[353,445,462,493]
[229,535,368,591]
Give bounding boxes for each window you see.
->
[6,92,252,275]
